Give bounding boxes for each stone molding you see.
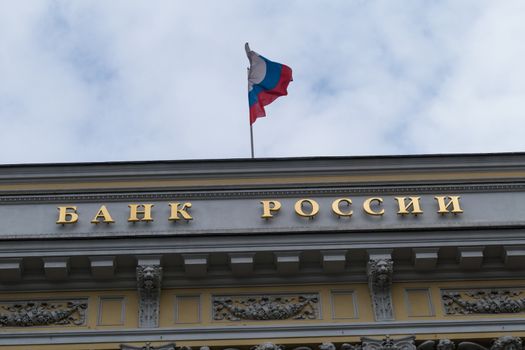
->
[2,183,525,203]
[212,294,319,321]
[137,264,162,328]
[4,319,525,346]
[0,299,87,327]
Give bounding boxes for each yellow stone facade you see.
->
[2,155,525,350]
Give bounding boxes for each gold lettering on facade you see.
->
[90,205,115,224]
[128,204,154,222]
[331,198,353,217]
[435,196,463,214]
[363,197,384,216]
[395,197,423,216]
[294,199,320,218]
[53,194,464,225]
[169,202,193,221]
[56,206,79,224]
[261,200,282,219]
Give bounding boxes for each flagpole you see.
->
[247,59,255,159]
[245,42,292,159]
[250,124,255,158]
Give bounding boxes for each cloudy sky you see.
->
[1,1,524,164]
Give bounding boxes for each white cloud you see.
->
[0,1,524,163]
[407,1,525,153]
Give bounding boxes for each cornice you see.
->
[2,227,525,254]
[2,265,525,293]
[2,153,525,193]
[1,182,525,203]
[3,152,525,174]
[1,238,525,292]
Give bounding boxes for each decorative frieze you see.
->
[0,299,87,327]
[137,263,162,328]
[170,337,522,350]
[442,289,525,315]
[0,183,521,205]
[424,336,523,350]
[212,293,319,321]
[367,252,394,321]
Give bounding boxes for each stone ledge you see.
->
[2,318,525,346]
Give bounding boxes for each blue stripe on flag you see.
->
[249,85,263,106]
[259,55,282,90]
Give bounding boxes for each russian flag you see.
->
[246,43,293,125]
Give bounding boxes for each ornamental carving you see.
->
[416,336,522,350]
[137,264,162,328]
[0,299,87,327]
[362,336,416,350]
[491,336,523,350]
[252,343,285,350]
[212,294,319,321]
[367,257,394,321]
[131,337,522,350]
[442,289,525,315]
[178,347,210,350]
[418,339,456,350]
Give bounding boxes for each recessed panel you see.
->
[405,289,434,317]
[175,295,201,324]
[98,297,125,326]
[331,291,358,319]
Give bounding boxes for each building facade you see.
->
[1,154,525,350]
